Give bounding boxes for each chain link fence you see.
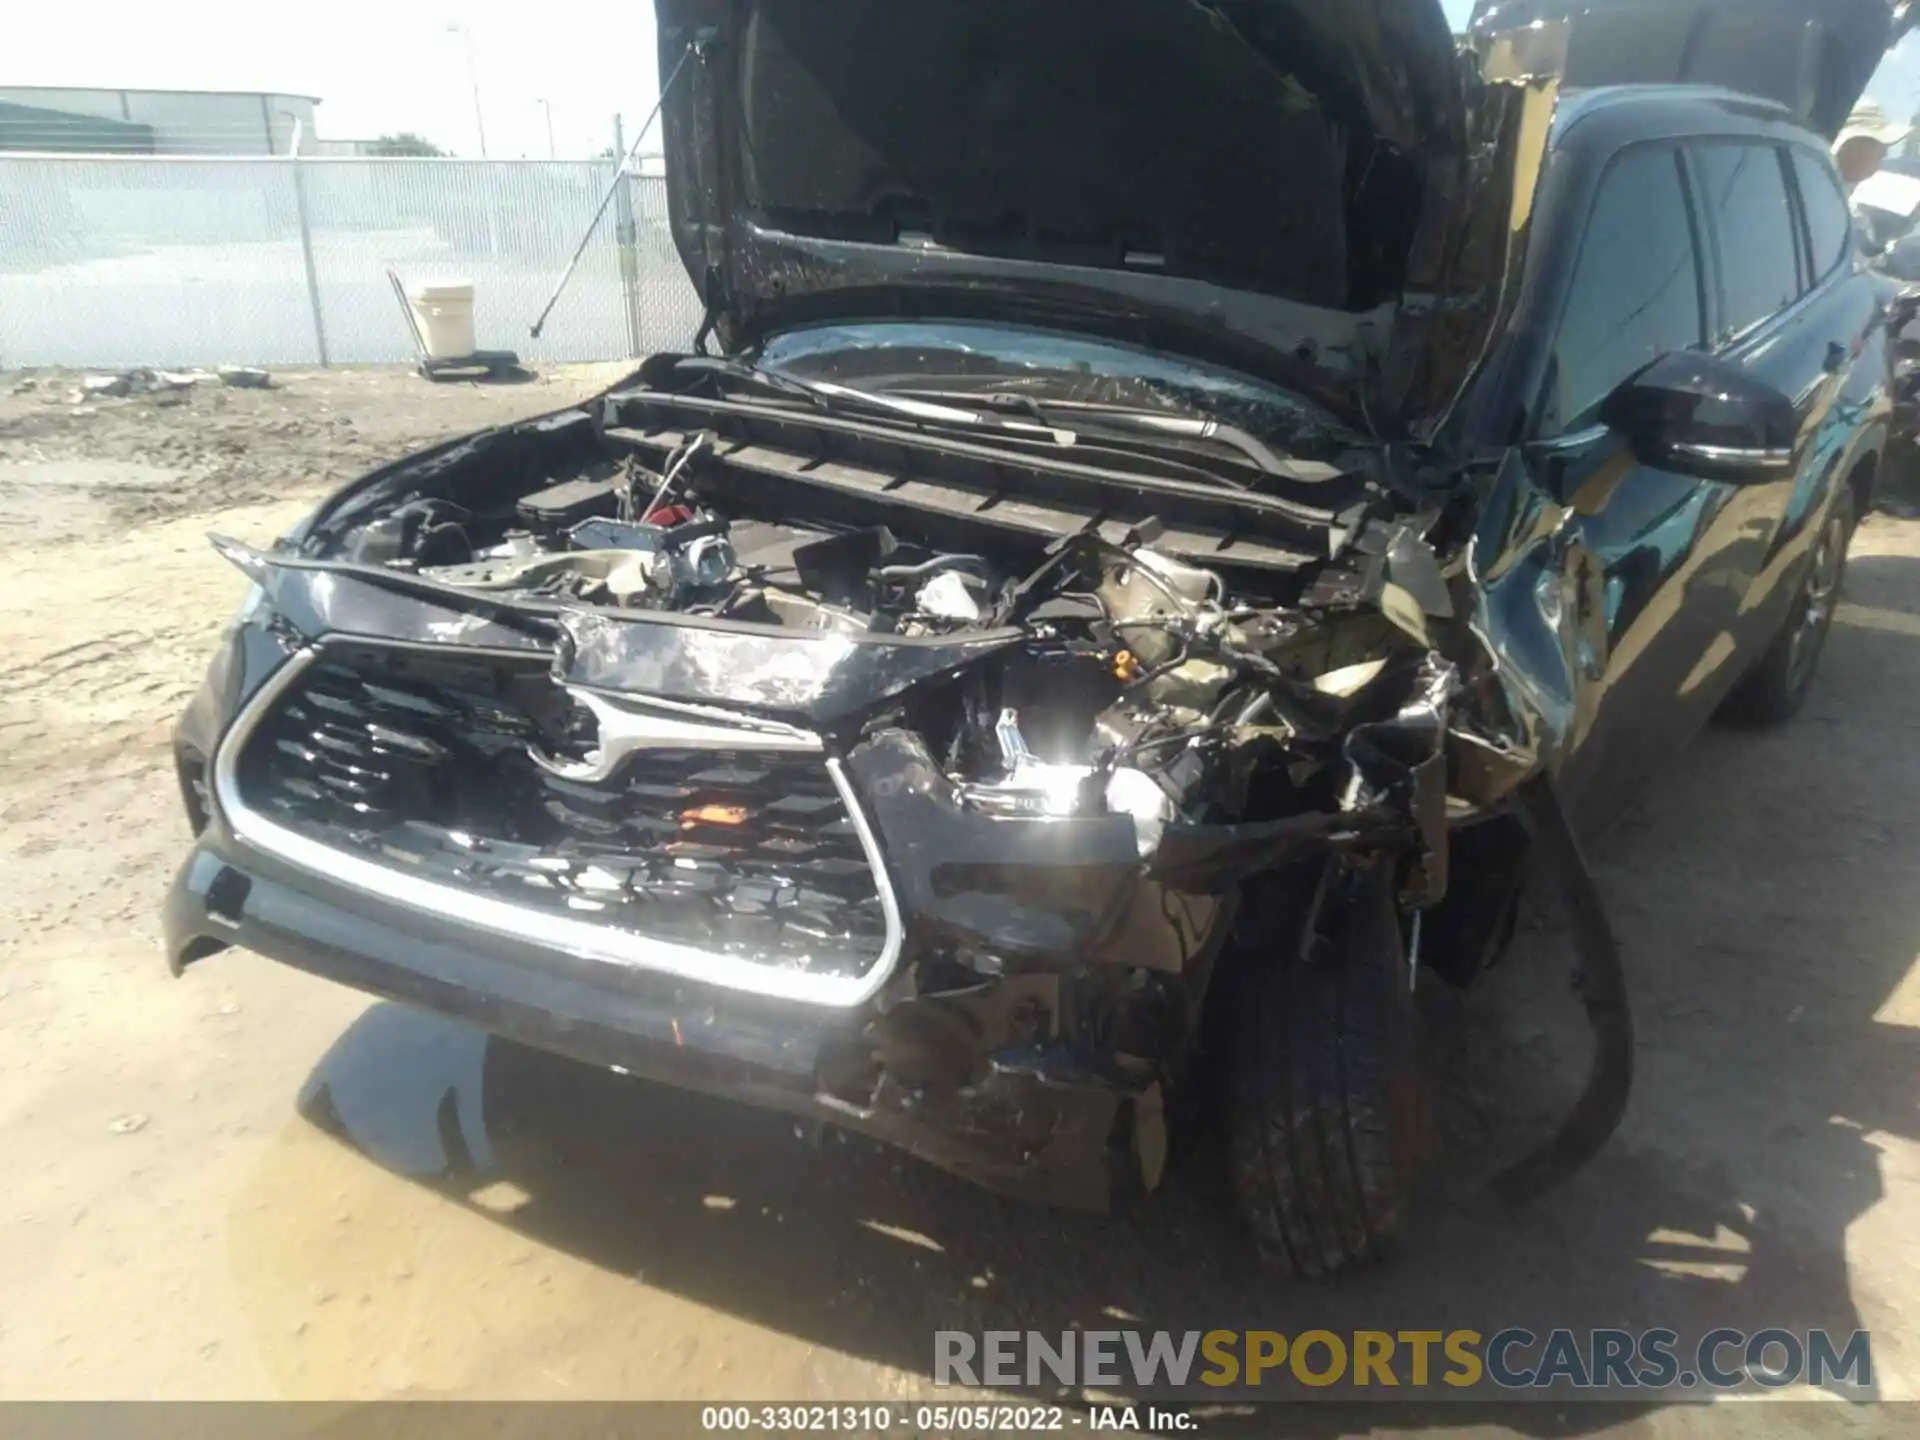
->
[0,155,705,369]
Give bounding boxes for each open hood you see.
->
[654,0,1469,359]
[1468,0,1916,138]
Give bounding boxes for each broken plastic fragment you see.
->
[914,569,986,622]
[1313,658,1391,697]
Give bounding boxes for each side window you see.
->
[1791,146,1853,283]
[1542,146,1705,435]
[1693,143,1802,339]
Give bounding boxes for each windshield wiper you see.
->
[666,357,1075,442]
[889,388,1335,483]
[665,355,831,410]
[665,361,1336,491]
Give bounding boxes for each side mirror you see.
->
[1597,351,1798,484]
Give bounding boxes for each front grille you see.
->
[229,643,893,982]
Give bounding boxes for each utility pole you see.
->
[446,22,488,158]
[614,113,641,356]
[286,118,330,365]
[536,98,556,159]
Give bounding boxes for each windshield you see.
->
[755,321,1359,455]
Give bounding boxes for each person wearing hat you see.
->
[1834,99,1914,191]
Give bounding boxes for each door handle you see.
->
[1825,341,1848,374]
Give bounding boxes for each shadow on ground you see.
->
[277,553,1920,1431]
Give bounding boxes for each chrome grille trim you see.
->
[528,685,824,781]
[211,644,905,1008]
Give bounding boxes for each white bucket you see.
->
[407,280,477,360]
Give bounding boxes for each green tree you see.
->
[367,133,447,157]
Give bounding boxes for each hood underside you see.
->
[653,0,1910,437]
[656,0,1468,338]
[1469,0,1912,138]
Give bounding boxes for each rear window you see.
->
[1693,144,1802,339]
[1791,147,1854,282]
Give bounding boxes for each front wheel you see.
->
[1718,489,1854,727]
[1223,863,1430,1278]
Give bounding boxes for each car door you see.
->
[1523,137,1809,836]
[1521,141,1726,835]
[1715,143,1882,642]
[1658,140,1829,677]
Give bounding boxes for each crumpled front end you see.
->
[163,345,1546,1209]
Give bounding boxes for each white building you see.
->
[0,86,321,156]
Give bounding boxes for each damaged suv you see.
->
[166,0,1908,1275]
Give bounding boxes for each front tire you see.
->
[1719,489,1854,727]
[1224,863,1429,1278]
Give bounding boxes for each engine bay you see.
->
[319,420,1342,671]
[294,386,1491,837]
[332,444,1050,640]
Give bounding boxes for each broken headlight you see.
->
[956,707,1177,857]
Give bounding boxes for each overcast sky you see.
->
[6,2,668,159]
[6,1,1920,159]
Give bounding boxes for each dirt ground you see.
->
[3,364,1918,1430]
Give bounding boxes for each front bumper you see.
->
[165,820,1155,1211]
[166,607,1243,1209]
